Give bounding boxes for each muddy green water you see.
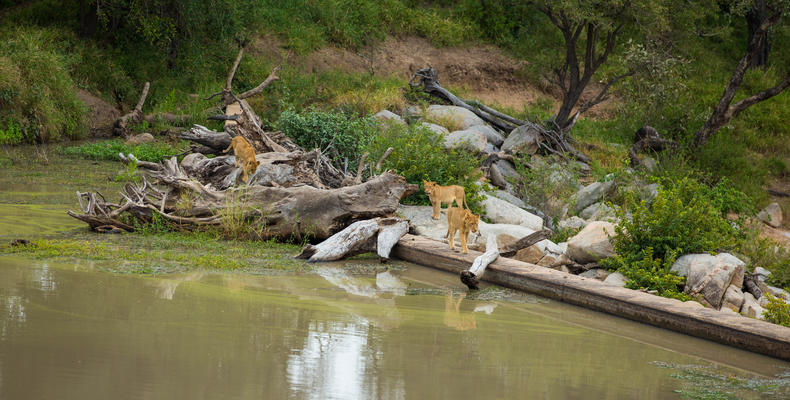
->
[1,152,790,399]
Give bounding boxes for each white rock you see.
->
[425,105,486,130]
[472,222,536,249]
[481,194,543,230]
[556,242,568,254]
[373,110,406,126]
[741,292,765,319]
[535,239,563,257]
[753,266,771,282]
[490,190,527,209]
[397,205,448,241]
[721,285,744,311]
[671,253,746,309]
[580,269,611,281]
[603,272,627,287]
[467,125,505,147]
[501,123,543,155]
[444,129,488,152]
[579,202,617,221]
[573,180,615,213]
[559,216,586,231]
[757,202,783,228]
[766,285,790,300]
[416,122,449,136]
[566,221,616,263]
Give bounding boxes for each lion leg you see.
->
[448,228,456,250]
[432,202,440,220]
[460,230,469,253]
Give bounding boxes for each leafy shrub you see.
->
[511,156,580,222]
[763,294,790,327]
[0,26,88,143]
[62,139,187,162]
[276,108,377,165]
[601,178,740,299]
[365,123,484,213]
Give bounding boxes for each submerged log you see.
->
[461,234,499,290]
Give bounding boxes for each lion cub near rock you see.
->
[446,206,480,254]
[223,136,260,183]
[423,180,467,220]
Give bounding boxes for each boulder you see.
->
[559,216,586,231]
[483,142,499,154]
[670,253,746,309]
[125,132,155,145]
[537,254,557,267]
[491,190,527,209]
[757,202,783,228]
[444,129,487,152]
[552,265,571,274]
[741,292,765,319]
[514,245,544,264]
[489,160,519,191]
[397,205,448,241]
[501,124,543,155]
[403,106,422,121]
[549,254,575,268]
[721,285,745,311]
[579,268,611,281]
[566,221,616,263]
[425,105,485,130]
[481,194,543,230]
[467,125,505,147]
[753,266,771,283]
[536,239,564,257]
[473,222,536,249]
[373,110,406,126]
[573,180,615,213]
[766,285,790,300]
[579,202,617,221]
[416,122,449,136]
[603,272,627,287]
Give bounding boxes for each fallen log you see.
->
[114,82,150,137]
[461,233,499,290]
[295,218,409,262]
[500,229,551,257]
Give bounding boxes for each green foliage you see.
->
[62,139,187,162]
[365,123,484,213]
[763,294,790,327]
[511,156,580,221]
[601,248,690,301]
[276,108,377,165]
[0,26,88,143]
[114,157,141,183]
[602,178,741,299]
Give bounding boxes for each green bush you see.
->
[276,108,377,165]
[511,156,580,222]
[601,178,740,299]
[365,123,484,213]
[0,26,88,143]
[763,294,790,327]
[62,139,187,162]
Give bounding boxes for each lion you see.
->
[223,136,260,183]
[446,206,480,254]
[423,180,467,220]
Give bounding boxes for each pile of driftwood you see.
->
[68,46,416,240]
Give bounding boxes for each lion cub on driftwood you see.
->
[446,206,480,254]
[423,180,467,220]
[223,136,260,183]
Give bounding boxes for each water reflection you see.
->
[151,272,205,300]
[443,292,477,331]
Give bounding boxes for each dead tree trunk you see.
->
[114,82,149,137]
[628,126,678,169]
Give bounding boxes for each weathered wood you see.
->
[392,234,790,361]
[376,219,409,261]
[114,82,149,137]
[295,217,408,262]
[179,125,232,152]
[462,234,499,290]
[500,229,551,257]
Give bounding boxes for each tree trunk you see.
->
[747,0,770,69]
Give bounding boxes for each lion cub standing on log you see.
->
[446,206,479,254]
[223,136,261,183]
[423,180,467,220]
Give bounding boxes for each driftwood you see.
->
[461,234,499,290]
[628,126,678,169]
[113,82,150,137]
[295,218,409,262]
[500,229,552,258]
[410,67,589,163]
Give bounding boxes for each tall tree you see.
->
[693,0,790,147]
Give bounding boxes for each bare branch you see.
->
[238,65,281,100]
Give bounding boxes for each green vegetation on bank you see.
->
[61,139,188,162]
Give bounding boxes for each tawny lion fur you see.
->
[446,206,480,254]
[223,136,261,183]
[423,180,467,220]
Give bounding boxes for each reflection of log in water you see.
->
[443,292,476,331]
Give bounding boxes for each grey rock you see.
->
[489,160,519,192]
[573,180,615,213]
[502,124,543,155]
[757,202,783,228]
[641,156,658,173]
[766,285,790,300]
[483,142,499,154]
[397,205,448,241]
[753,266,771,283]
[491,190,527,209]
[444,129,487,152]
[741,292,765,319]
[566,221,616,263]
[579,202,617,221]
[403,106,422,121]
[559,216,586,231]
[580,268,611,281]
[481,194,543,230]
[416,122,449,136]
[721,285,744,311]
[603,272,627,287]
[425,105,485,130]
[671,253,746,309]
[467,124,505,147]
[373,110,406,126]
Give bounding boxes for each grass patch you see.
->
[61,139,188,162]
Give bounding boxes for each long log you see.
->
[500,229,552,257]
[295,218,409,262]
